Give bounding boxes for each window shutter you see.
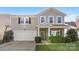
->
[18,17,20,24]
[29,17,31,24]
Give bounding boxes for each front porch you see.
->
[38,28,64,41]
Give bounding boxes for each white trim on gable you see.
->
[38,8,66,16]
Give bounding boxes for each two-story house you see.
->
[0,8,66,41]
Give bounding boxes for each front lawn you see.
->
[35,43,79,51]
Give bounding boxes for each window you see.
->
[51,30,60,36]
[48,16,54,24]
[18,17,31,24]
[51,31,57,36]
[40,16,46,24]
[18,17,24,24]
[57,16,62,24]
[25,17,29,24]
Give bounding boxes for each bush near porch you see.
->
[49,29,79,43]
[49,35,64,43]
[35,36,42,43]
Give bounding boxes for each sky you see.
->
[0,7,79,22]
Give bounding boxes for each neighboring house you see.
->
[64,22,77,36]
[75,16,79,29]
[75,16,79,38]
[65,20,79,38]
[0,8,66,41]
[65,22,76,27]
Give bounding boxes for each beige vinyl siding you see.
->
[37,8,65,25]
[11,8,65,30]
[11,15,38,30]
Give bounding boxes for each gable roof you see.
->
[37,8,66,16]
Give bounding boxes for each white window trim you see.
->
[24,17,29,25]
[48,16,54,24]
[57,16,62,24]
[19,17,30,25]
[19,17,25,25]
[40,16,46,24]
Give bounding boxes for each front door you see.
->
[40,31,46,40]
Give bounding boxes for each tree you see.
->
[2,25,14,43]
[66,28,78,42]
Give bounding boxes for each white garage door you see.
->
[13,30,36,41]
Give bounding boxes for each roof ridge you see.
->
[38,7,66,16]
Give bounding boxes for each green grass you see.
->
[35,43,79,51]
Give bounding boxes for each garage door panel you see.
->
[14,30,36,41]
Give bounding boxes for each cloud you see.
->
[65,15,77,22]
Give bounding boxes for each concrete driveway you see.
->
[0,41,35,51]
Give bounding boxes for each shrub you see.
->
[3,30,14,43]
[49,35,64,43]
[65,28,78,43]
[35,36,42,43]
[49,35,53,40]
[64,37,72,43]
